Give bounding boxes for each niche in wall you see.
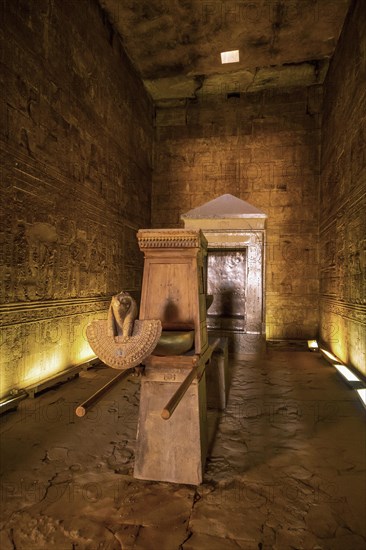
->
[182,194,267,356]
[206,248,247,332]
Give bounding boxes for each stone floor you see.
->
[0,350,365,549]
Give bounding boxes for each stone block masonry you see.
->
[152,86,322,341]
[320,0,366,375]
[0,0,154,397]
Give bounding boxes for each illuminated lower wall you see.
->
[320,0,366,375]
[0,307,105,395]
[0,0,153,398]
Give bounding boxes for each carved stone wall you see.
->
[0,0,153,397]
[153,87,321,340]
[320,0,366,375]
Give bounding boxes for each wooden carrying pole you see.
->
[75,368,132,417]
[161,366,199,420]
[161,338,220,421]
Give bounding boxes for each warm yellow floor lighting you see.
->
[333,363,361,382]
[356,389,366,409]
[320,348,365,397]
[320,349,339,362]
[307,339,318,351]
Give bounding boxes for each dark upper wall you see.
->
[152,87,321,341]
[0,0,154,397]
[320,0,366,375]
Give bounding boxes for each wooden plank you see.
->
[76,368,132,417]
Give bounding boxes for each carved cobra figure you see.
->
[86,292,162,370]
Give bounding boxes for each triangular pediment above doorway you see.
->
[181,194,267,219]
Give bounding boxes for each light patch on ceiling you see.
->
[220,50,240,64]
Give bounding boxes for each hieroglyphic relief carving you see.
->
[0,213,146,397]
[0,150,149,394]
[320,0,366,374]
[0,308,109,396]
[320,204,365,307]
[0,0,154,398]
[320,297,366,325]
[0,298,109,327]
[3,217,125,303]
[320,300,366,375]
[0,212,145,397]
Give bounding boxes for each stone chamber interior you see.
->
[0,0,365,549]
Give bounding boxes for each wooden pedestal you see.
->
[134,357,207,485]
[206,337,229,410]
[135,229,210,485]
[137,229,208,356]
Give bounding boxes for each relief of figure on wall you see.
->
[27,223,58,300]
[346,218,364,304]
[13,223,30,300]
[7,214,140,304]
[87,239,107,296]
[69,236,88,297]
[12,222,59,301]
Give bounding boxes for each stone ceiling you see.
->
[99,0,351,102]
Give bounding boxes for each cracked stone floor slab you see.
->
[0,350,365,549]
